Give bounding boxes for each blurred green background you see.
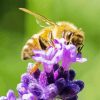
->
[0,0,100,99]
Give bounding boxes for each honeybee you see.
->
[19,8,84,73]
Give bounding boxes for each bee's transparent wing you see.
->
[19,8,57,27]
[35,19,48,27]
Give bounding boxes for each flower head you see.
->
[32,38,87,72]
[0,38,86,100]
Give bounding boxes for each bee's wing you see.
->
[19,8,57,27]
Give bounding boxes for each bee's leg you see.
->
[62,30,66,39]
[29,62,41,74]
[77,44,84,54]
[48,31,55,47]
[80,44,84,51]
[49,31,53,40]
[39,36,47,50]
[62,30,74,45]
[68,32,74,45]
[67,41,70,45]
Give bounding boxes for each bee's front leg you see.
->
[29,62,41,74]
[77,44,84,54]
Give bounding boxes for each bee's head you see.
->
[70,30,84,48]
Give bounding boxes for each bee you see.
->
[19,8,84,73]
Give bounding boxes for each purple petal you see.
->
[16,83,28,96]
[62,49,71,70]
[77,53,82,58]
[28,83,43,98]
[76,53,87,63]
[27,63,34,72]
[44,84,58,99]
[21,73,34,85]
[0,96,7,100]
[55,78,66,93]
[7,90,16,100]
[76,58,87,63]
[22,93,36,100]
[21,73,37,86]
[46,47,57,60]
[73,80,84,91]
[43,63,53,73]
[62,45,77,70]
[32,56,45,62]
[51,49,63,63]
[33,50,45,56]
[53,39,59,44]
[39,71,48,87]
[54,70,58,80]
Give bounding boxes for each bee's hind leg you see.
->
[29,62,41,74]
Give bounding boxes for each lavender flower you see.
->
[32,38,87,71]
[0,38,86,100]
[0,65,84,100]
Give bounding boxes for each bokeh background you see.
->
[0,0,100,99]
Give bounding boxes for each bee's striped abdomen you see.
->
[21,37,41,60]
